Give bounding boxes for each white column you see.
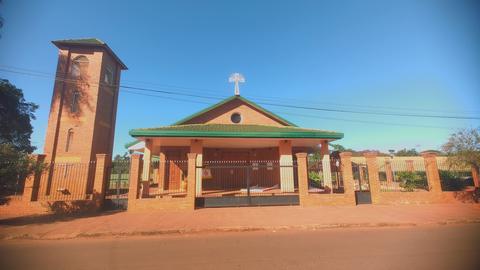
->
[190,139,203,197]
[195,154,203,197]
[279,140,294,192]
[142,139,152,182]
[322,154,332,192]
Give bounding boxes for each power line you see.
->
[122,89,212,105]
[1,66,479,120]
[120,90,462,130]
[4,64,479,115]
[273,110,460,130]
[0,66,466,129]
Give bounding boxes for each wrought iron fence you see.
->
[352,159,369,191]
[377,158,428,192]
[36,161,97,201]
[0,161,27,197]
[105,160,130,199]
[146,160,189,197]
[307,154,344,194]
[199,160,298,197]
[437,159,473,191]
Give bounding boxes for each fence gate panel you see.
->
[104,160,130,210]
[196,160,299,208]
[352,159,372,204]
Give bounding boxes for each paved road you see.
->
[1,224,479,270]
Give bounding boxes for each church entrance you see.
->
[195,148,299,208]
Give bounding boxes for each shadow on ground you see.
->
[0,209,124,227]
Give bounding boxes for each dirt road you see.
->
[1,224,479,270]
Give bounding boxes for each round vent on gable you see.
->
[231,112,242,124]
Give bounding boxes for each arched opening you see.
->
[70,55,89,78]
[65,128,74,152]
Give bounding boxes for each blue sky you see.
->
[0,0,479,156]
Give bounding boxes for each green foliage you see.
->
[397,171,428,191]
[0,79,38,153]
[308,171,323,188]
[442,127,480,171]
[439,170,471,191]
[395,148,419,156]
[330,144,345,151]
[111,153,130,175]
[0,144,45,193]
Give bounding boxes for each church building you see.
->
[128,83,343,197]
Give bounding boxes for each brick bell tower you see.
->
[43,39,127,163]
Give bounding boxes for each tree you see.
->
[442,127,480,172]
[395,148,419,156]
[0,79,41,194]
[330,144,346,151]
[0,79,38,153]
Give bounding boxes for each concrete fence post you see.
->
[295,152,308,206]
[187,153,197,210]
[364,152,381,204]
[92,154,109,207]
[339,152,354,197]
[23,154,46,202]
[128,154,143,202]
[421,151,442,193]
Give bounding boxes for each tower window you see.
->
[65,129,74,152]
[104,67,114,85]
[71,90,79,113]
[70,56,89,79]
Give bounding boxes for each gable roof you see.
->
[52,38,128,70]
[173,95,297,126]
[130,124,343,139]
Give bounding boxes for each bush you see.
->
[397,171,428,191]
[439,170,471,191]
[308,171,323,188]
[0,143,46,195]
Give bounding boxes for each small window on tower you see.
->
[65,129,74,152]
[70,56,89,78]
[104,67,114,85]
[71,90,79,113]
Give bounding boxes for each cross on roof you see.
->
[228,73,245,96]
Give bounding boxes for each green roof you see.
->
[173,95,297,126]
[52,38,105,46]
[52,38,127,69]
[124,140,140,149]
[130,124,343,139]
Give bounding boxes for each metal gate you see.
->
[196,160,299,208]
[352,160,371,204]
[104,160,130,210]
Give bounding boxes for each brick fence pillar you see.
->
[128,154,143,202]
[472,165,479,188]
[421,151,442,193]
[23,154,46,202]
[187,153,197,210]
[364,152,381,204]
[339,152,354,197]
[296,153,308,206]
[385,159,393,184]
[92,154,109,207]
